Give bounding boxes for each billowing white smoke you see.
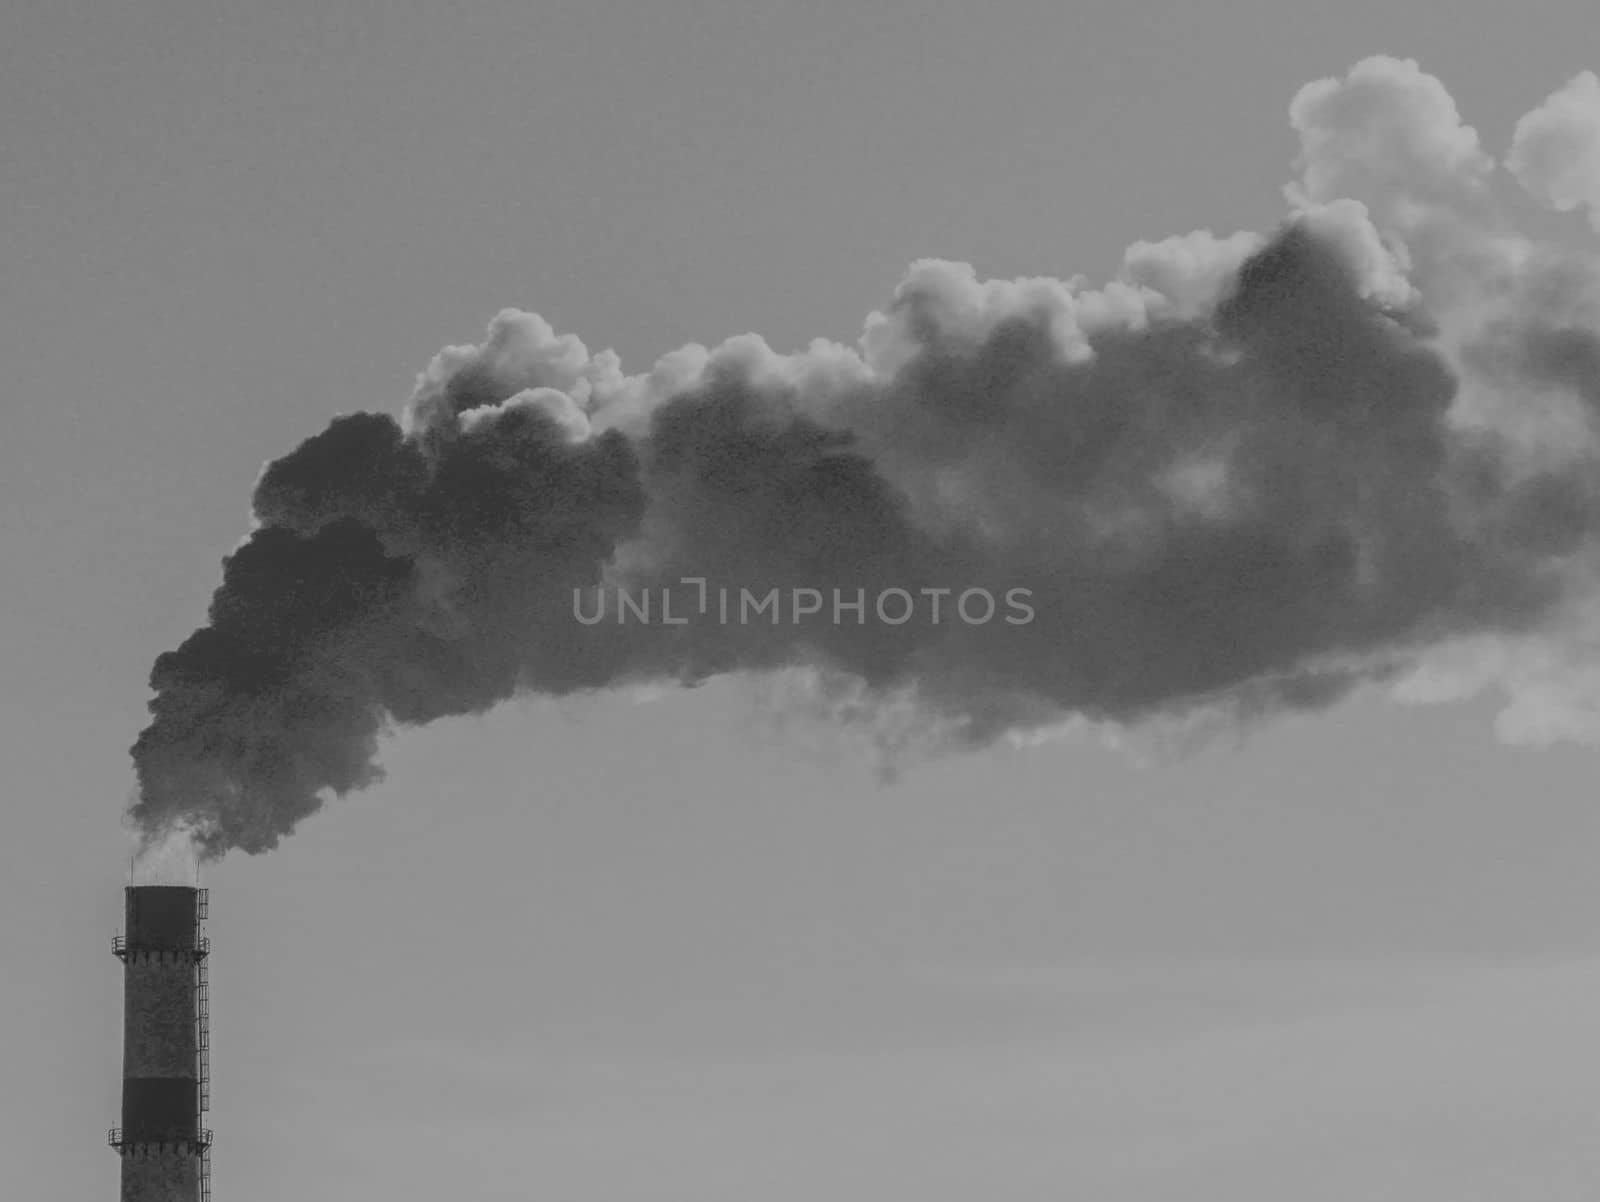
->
[131,56,1600,858]
[1508,71,1600,231]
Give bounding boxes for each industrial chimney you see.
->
[111,885,212,1201]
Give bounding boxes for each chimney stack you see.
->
[111,885,212,1201]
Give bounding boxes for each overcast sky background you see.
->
[7,1,1600,1198]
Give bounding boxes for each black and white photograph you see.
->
[9,1,1600,1198]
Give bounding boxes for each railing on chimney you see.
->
[106,1128,213,1151]
[111,933,210,958]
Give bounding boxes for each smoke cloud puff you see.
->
[132,56,1600,858]
[1286,56,1495,215]
[1508,71,1600,231]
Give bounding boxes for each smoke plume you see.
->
[132,56,1600,858]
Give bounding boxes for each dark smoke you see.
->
[131,56,1600,857]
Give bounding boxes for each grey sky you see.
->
[9,1,1600,1198]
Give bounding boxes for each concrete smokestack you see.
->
[111,885,212,1201]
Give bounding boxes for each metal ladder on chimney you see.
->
[195,888,212,1202]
